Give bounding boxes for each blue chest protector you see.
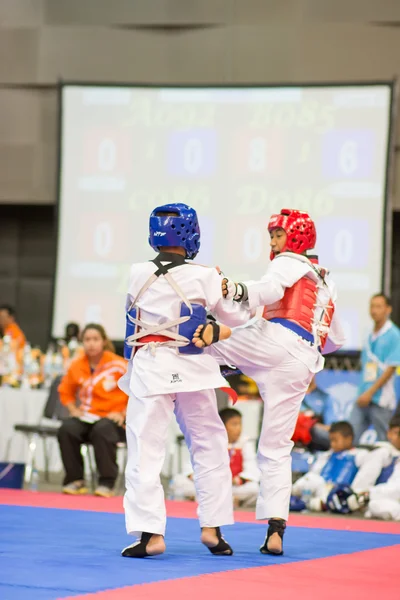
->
[320,451,358,486]
[124,253,207,360]
[376,457,397,485]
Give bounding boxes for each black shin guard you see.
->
[260,519,286,556]
[121,532,154,558]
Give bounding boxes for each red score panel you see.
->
[82,128,132,176]
[77,213,130,262]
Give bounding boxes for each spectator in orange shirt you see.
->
[0,305,26,350]
[57,323,128,497]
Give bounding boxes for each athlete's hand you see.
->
[356,391,373,407]
[222,278,236,299]
[68,404,83,418]
[222,279,247,302]
[107,412,125,427]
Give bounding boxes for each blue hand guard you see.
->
[178,303,207,355]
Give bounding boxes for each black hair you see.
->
[329,421,354,438]
[65,322,80,340]
[371,293,392,307]
[389,416,400,430]
[0,305,16,317]
[219,407,242,424]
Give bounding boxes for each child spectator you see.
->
[291,421,368,511]
[327,416,400,515]
[173,407,260,508]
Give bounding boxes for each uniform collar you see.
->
[155,252,187,265]
[371,319,392,341]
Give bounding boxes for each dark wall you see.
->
[0,204,56,349]
[1,205,399,350]
[392,211,400,325]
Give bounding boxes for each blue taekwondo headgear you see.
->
[149,203,201,259]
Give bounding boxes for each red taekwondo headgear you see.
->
[268,208,316,260]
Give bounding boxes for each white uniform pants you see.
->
[368,482,400,521]
[209,323,313,521]
[173,475,258,507]
[124,388,233,537]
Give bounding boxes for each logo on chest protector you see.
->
[171,373,182,383]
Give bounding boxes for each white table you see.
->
[0,387,63,473]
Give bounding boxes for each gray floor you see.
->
[23,471,372,520]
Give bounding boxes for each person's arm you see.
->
[309,451,331,475]
[58,370,82,417]
[357,367,397,407]
[352,447,389,493]
[223,256,310,310]
[358,332,400,406]
[206,268,252,327]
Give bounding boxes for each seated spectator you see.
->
[172,407,260,508]
[0,304,26,350]
[291,421,368,512]
[292,376,330,451]
[57,323,128,497]
[366,458,400,521]
[326,416,400,515]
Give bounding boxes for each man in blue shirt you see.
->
[350,294,400,442]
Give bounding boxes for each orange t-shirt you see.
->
[5,322,26,351]
[58,351,128,418]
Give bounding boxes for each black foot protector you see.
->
[204,527,234,556]
[121,532,154,558]
[260,519,286,556]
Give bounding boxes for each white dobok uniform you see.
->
[367,459,400,521]
[173,436,260,507]
[208,253,345,521]
[119,255,250,538]
[352,442,400,494]
[352,442,400,521]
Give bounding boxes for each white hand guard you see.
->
[223,280,248,302]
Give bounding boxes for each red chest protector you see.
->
[262,276,317,332]
[229,447,243,478]
[262,255,334,349]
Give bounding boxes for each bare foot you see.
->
[122,533,166,558]
[192,324,212,348]
[192,322,231,348]
[267,531,282,554]
[145,534,166,556]
[201,527,232,555]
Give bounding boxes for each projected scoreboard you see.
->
[54,85,392,349]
